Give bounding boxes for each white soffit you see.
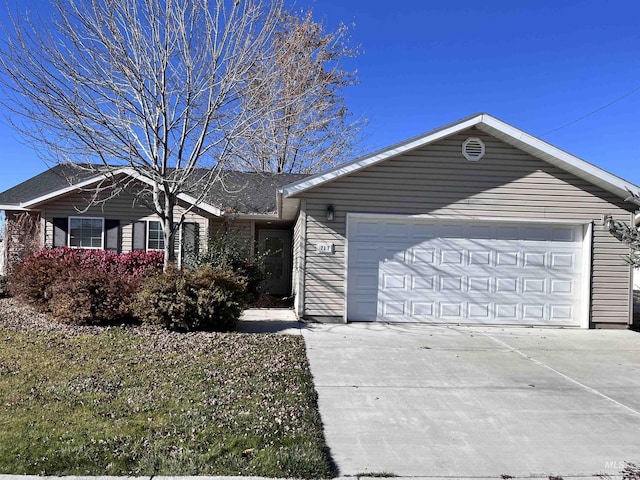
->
[281,113,640,201]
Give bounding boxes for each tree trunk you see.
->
[162,195,176,271]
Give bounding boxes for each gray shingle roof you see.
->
[0,164,307,214]
[200,170,307,214]
[0,164,97,205]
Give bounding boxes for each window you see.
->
[69,217,104,249]
[147,220,181,256]
[147,220,164,250]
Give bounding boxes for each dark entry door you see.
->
[258,229,292,296]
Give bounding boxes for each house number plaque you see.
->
[316,243,335,254]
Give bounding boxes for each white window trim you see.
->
[68,216,105,250]
[146,219,165,251]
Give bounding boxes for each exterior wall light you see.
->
[603,214,614,231]
[326,204,335,221]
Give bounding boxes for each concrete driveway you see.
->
[301,323,640,478]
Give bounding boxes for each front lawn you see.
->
[0,299,334,478]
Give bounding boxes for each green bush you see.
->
[187,226,268,302]
[48,267,139,325]
[133,265,247,332]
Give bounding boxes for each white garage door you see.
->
[346,217,586,326]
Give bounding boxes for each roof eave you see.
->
[227,212,280,220]
[16,167,223,216]
[0,204,30,211]
[476,116,639,200]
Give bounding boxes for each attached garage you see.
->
[346,215,590,326]
[281,113,639,329]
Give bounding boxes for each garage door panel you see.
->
[468,277,491,292]
[347,218,585,326]
[381,272,408,291]
[411,301,435,317]
[469,250,491,265]
[409,248,436,264]
[468,303,491,319]
[350,271,378,295]
[550,252,575,268]
[412,275,436,291]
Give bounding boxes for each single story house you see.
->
[1,113,638,329]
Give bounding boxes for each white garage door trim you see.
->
[344,214,593,328]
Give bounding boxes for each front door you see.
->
[258,229,292,296]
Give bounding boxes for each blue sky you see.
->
[1,0,640,193]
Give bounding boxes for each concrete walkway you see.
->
[301,323,640,478]
[239,308,304,335]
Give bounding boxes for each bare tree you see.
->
[0,0,286,269]
[605,191,640,266]
[4,212,41,275]
[234,10,364,174]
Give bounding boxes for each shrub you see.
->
[187,226,268,302]
[21,247,164,278]
[9,254,69,310]
[48,267,139,325]
[115,249,164,277]
[0,276,9,298]
[134,264,247,332]
[9,247,163,321]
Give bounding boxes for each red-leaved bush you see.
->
[10,247,249,330]
[26,247,164,277]
[10,248,164,324]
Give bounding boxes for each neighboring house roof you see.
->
[0,164,307,215]
[279,112,640,200]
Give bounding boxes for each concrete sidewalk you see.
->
[239,308,304,335]
[302,323,640,478]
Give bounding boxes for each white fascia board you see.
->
[20,166,224,216]
[176,192,223,217]
[21,170,123,207]
[280,114,484,197]
[121,168,223,216]
[0,205,30,211]
[477,115,640,199]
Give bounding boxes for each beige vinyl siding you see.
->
[42,189,209,253]
[208,217,253,239]
[295,127,635,326]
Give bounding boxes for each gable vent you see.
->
[462,137,485,161]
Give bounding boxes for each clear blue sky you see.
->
[1,0,640,193]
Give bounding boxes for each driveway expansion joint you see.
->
[481,332,640,418]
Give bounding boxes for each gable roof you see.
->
[280,113,640,200]
[0,164,307,215]
[0,164,97,206]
